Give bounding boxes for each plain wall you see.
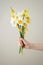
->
[0,0,43,65]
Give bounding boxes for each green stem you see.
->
[19,26,24,54]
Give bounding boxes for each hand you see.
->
[18,38,32,49]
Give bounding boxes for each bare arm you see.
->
[31,43,43,51]
[18,38,43,51]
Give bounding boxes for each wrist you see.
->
[29,43,33,49]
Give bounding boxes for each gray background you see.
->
[0,0,43,65]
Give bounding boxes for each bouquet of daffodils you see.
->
[10,8,31,54]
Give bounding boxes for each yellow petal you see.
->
[15,16,18,19]
[24,9,29,13]
[11,8,16,15]
[24,23,27,28]
[21,12,25,17]
[25,16,31,23]
[11,15,16,18]
[24,9,29,17]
